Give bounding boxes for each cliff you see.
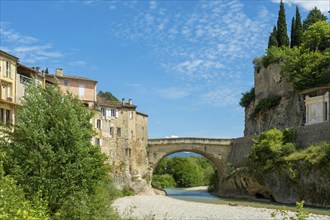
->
[244,62,305,136]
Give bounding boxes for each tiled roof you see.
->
[96,96,136,108]
[45,74,98,83]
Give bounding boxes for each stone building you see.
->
[45,68,98,108]
[301,85,330,125]
[0,50,18,125]
[95,96,149,190]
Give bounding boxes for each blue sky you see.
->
[1,0,329,139]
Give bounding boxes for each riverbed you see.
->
[112,187,330,220]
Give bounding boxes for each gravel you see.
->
[112,195,330,220]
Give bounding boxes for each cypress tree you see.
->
[294,6,303,47]
[290,16,295,48]
[276,0,289,47]
[268,25,278,48]
[303,7,327,31]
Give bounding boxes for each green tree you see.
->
[303,21,330,52]
[303,7,327,31]
[1,83,110,219]
[268,26,278,48]
[98,90,119,102]
[294,6,303,47]
[45,68,49,74]
[276,0,289,47]
[290,16,295,48]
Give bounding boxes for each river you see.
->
[164,187,330,216]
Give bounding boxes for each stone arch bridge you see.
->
[148,138,233,193]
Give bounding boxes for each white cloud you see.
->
[157,87,192,99]
[0,23,63,64]
[271,0,329,13]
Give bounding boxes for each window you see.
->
[129,111,133,119]
[109,127,114,137]
[131,130,134,139]
[5,84,10,98]
[96,119,102,129]
[63,80,68,87]
[5,110,10,124]
[5,61,10,78]
[20,75,30,84]
[101,108,106,117]
[79,84,85,96]
[110,109,116,117]
[0,108,4,123]
[95,138,100,146]
[125,148,132,157]
[117,127,121,137]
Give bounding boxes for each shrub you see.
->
[261,46,287,68]
[250,95,281,118]
[253,57,263,73]
[239,87,255,108]
[152,174,176,189]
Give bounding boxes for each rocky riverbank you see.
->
[112,194,330,220]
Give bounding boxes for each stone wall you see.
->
[294,121,330,148]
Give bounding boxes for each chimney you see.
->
[56,68,63,76]
[36,67,40,73]
[122,98,125,105]
[129,99,132,105]
[41,70,45,77]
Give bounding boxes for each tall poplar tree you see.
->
[290,17,295,48]
[303,7,327,31]
[276,0,289,47]
[268,26,278,48]
[294,6,303,47]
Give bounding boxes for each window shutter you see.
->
[100,120,103,130]
[115,109,119,118]
[100,138,102,147]
[94,119,97,128]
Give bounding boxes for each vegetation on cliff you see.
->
[248,128,330,205]
[0,83,120,219]
[152,156,216,189]
[98,90,119,102]
[239,87,255,108]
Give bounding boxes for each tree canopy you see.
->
[303,7,327,31]
[0,83,115,219]
[276,0,289,47]
[98,90,119,102]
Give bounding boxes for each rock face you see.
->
[223,63,330,208]
[244,63,305,136]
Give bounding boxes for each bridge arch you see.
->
[148,138,233,193]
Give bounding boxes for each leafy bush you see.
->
[249,128,296,174]
[239,87,255,108]
[283,128,297,144]
[271,200,309,220]
[261,46,287,68]
[250,95,281,118]
[120,186,135,197]
[152,174,176,188]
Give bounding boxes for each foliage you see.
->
[276,0,289,47]
[303,7,327,31]
[0,83,113,219]
[120,186,135,197]
[153,156,216,188]
[253,57,263,73]
[303,21,330,52]
[239,87,255,108]
[152,174,176,188]
[293,6,303,47]
[98,90,119,102]
[284,142,330,166]
[271,201,309,220]
[0,153,50,220]
[249,129,296,174]
[261,46,287,68]
[283,128,297,145]
[290,16,295,48]
[268,26,278,48]
[250,95,281,118]
[282,46,330,90]
[291,6,303,48]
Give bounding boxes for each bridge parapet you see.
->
[148,137,233,146]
